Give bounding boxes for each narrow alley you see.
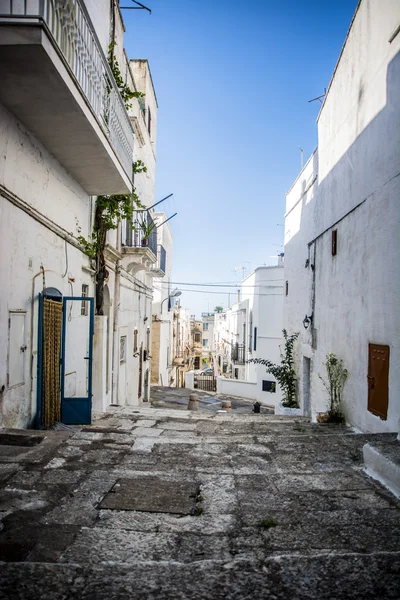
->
[0,391,399,599]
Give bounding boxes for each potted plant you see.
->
[138,217,156,247]
[317,353,348,423]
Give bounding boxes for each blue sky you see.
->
[122,0,359,317]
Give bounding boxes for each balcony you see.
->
[150,245,166,278]
[173,348,186,366]
[0,0,133,194]
[231,343,245,365]
[121,212,157,275]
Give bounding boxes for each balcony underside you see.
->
[0,26,132,195]
[150,266,166,278]
[121,246,157,275]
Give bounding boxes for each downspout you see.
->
[111,223,121,405]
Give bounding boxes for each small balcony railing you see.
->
[149,244,166,277]
[231,343,245,365]
[158,245,166,274]
[125,212,158,257]
[0,0,133,178]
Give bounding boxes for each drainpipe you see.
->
[111,223,121,405]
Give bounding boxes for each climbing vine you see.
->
[108,41,145,110]
[77,160,147,315]
[248,329,300,408]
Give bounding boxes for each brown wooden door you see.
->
[368,344,390,420]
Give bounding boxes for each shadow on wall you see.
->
[284,50,400,428]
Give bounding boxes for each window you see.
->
[194,333,201,343]
[120,336,127,363]
[285,281,289,296]
[147,106,151,136]
[262,380,276,393]
[202,339,208,347]
[332,229,338,256]
[203,323,209,331]
[133,328,138,354]
[81,284,89,316]
[194,356,200,370]
[254,327,257,351]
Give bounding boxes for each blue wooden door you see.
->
[61,296,94,425]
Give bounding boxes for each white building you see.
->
[171,305,191,388]
[284,0,400,432]
[213,265,285,406]
[0,0,163,428]
[151,214,174,387]
[242,265,284,407]
[201,312,215,369]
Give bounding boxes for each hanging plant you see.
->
[77,160,147,315]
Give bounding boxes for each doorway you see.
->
[368,343,389,420]
[302,357,311,416]
[37,291,94,428]
[138,343,143,399]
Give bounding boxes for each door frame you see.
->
[60,296,94,425]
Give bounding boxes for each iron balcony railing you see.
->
[231,343,245,365]
[149,244,166,276]
[125,212,157,257]
[0,0,134,178]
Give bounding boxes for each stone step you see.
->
[363,439,400,498]
[0,553,399,599]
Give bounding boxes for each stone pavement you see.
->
[150,385,274,414]
[0,394,399,599]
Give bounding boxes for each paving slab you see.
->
[99,476,199,514]
[0,390,399,599]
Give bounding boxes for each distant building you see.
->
[189,316,203,371]
[201,313,215,370]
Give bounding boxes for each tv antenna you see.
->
[233,262,250,280]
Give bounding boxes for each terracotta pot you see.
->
[316,411,331,423]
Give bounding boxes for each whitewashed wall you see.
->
[0,104,92,428]
[151,216,173,386]
[284,0,400,432]
[242,266,284,407]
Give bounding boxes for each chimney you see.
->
[237,290,241,303]
[278,253,284,266]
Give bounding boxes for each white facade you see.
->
[284,0,400,432]
[0,0,163,427]
[171,305,191,388]
[242,266,285,407]
[93,49,160,410]
[201,313,215,369]
[212,266,284,406]
[151,215,174,387]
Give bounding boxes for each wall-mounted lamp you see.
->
[303,314,313,329]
